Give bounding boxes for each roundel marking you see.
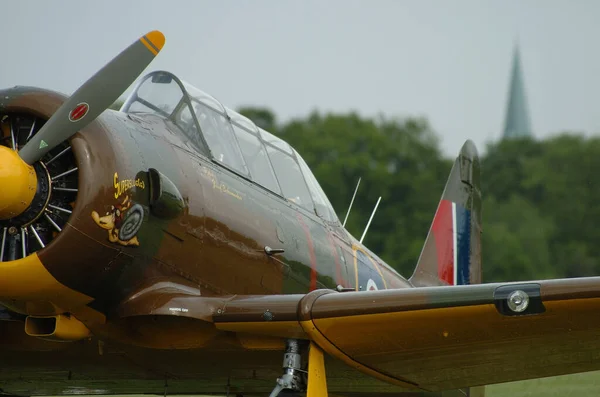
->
[69,102,90,122]
[367,278,379,291]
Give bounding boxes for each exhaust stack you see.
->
[25,314,91,341]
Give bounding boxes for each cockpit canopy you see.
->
[121,71,338,223]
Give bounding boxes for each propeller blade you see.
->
[19,30,165,164]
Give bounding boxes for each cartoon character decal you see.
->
[91,195,144,246]
[91,172,146,247]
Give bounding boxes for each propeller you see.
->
[18,30,166,165]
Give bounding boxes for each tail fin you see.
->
[409,140,482,287]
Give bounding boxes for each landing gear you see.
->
[268,340,328,397]
[269,339,306,397]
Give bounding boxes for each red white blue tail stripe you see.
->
[431,199,471,285]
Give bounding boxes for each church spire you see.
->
[502,44,533,139]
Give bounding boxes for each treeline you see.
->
[239,107,599,283]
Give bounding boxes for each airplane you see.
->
[1,29,599,397]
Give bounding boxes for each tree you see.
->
[483,133,600,280]
[238,107,277,132]
[482,195,555,282]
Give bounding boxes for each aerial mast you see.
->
[359,196,382,244]
[342,177,361,228]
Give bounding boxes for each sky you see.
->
[1,0,599,157]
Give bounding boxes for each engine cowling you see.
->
[0,87,122,317]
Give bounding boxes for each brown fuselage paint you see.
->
[0,87,412,317]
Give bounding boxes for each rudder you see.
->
[409,140,482,287]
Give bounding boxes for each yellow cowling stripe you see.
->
[0,253,93,313]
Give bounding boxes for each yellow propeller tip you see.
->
[141,30,165,56]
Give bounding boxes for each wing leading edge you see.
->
[213,277,600,391]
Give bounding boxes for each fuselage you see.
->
[0,73,412,321]
[100,108,412,298]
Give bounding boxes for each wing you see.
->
[213,277,600,392]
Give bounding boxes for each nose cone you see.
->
[0,146,37,220]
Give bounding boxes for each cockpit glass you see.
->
[175,105,201,143]
[232,124,282,194]
[295,151,338,222]
[122,72,250,176]
[265,145,313,211]
[193,101,248,175]
[125,74,183,117]
[123,72,333,214]
[259,128,293,154]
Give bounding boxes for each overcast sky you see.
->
[1,0,598,157]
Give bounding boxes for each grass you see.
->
[486,370,600,397]
[45,371,600,396]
